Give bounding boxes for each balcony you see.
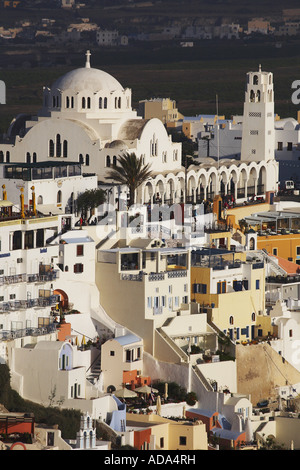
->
[0,295,59,312]
[0,324,57,341]
[0,274,26,285]
[27,270,59,283]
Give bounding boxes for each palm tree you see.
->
[105,152,152,207]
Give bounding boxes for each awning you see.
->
[37,204,63,215]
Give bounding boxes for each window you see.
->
[85,154,90,166]
[106,155,111,167]
[82,97,86,108]
[49,140,54,157]
[273,248,278,256]
[74,263,84,273]
[296,246,300,255]
[289,329,293,338]
[110,350,115,356]
[76,245,84,256]
[256,279,260,290]
[63,140,68,158]
[193,283,207,294]
[160,437,164,449]
[56,134,61,157]
[147,297,152,308]
[217,281,226,294]
[287,142,293,151]
[179,436,187,446]
[229,316,234,325]
[277,142,283,151]
[57,190,62,204]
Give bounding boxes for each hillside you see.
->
[236,343,300,406]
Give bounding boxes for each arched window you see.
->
[56,134,61,157]
[250,90,255,102]
[87,97,91,109]
[115,97,118,108]
[66,96,70,108]
[86,154,90,166]
[49,140,54,157]
[26,152,31,163]
[57,190,62,204]
[63,140,68,158]
[38,195,43,204]
[82,97,86,109]
[106,155,111,167]
[52,96,56,108]
[118,97,121,108]
[113,156,117,167]
[71,96,74,108]
[229,316,234,325]
[257,90,260,102]
[79,154,84,164]
[0,151,3,163]
[104,97,107,109]
[33,152,37,163]
[99,97,103,109]
[253,75,258,85]
[252,312,256,322]
[6,151,10,163]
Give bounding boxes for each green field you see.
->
[1,39,300,134]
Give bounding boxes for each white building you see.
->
[0,161,97,217]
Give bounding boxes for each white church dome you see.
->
[51,67,123,94]
[51,51,123,94]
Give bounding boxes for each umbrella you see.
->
[114,388,138,398]
[135,385,158,394]
[164,383,168,400]
[156,395,162,416]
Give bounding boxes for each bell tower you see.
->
[241,65,275,162]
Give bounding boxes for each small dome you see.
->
[106,140,128,149]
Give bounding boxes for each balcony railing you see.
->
[0,295,59,312]
[0,274,27,285]
[0,324,57,341]
[27,271,59,283]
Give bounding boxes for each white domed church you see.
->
[0,53,278,208]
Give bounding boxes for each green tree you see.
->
[105,152,152,207]
[77,188,106,218]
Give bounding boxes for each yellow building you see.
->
[257,233,300,265]
[138,98,183,125]
[125,412,208,451]
[243,208,300,264]
[191,248,269,342]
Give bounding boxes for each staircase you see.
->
[86,353,101,385]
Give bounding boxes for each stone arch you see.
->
[257,164,267,195]
[54,289,69,310]
[207,169,218,200]
[238,167,248,199]
[248,165,258,197]
[187,173,197,203]
[143,181,154,204]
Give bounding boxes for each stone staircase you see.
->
[86,353,101,385]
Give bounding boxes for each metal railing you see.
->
[0,295,59,312]
[0,323,57,341]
